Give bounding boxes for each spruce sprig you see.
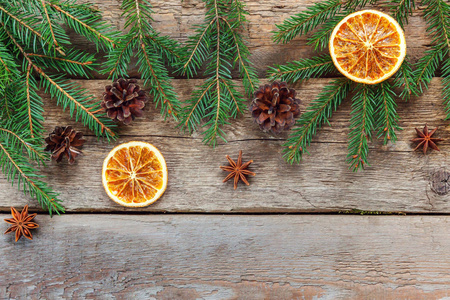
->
[272,0,343,44]
[393,57,418,100]
[284,78,351,163]
[178,0,258,146]
[103,0,182,120]
[347,84,375,171]
[273,0,415,171]
[387,0,416,27]
[272,0,375,44]
[374,82,401,145]
[0,0,118,214]
[412,0,450,117]
[306,14,346,51]
[268,55,335,83]
[0,124,63,215]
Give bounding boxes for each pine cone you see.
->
[250,82,301,134]
[101,78,147,125]
[44,126,85,164]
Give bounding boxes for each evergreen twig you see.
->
[103,0,182,120]
[273,0,418,171]
[178,0,258,146]
[347,84,375,171]
[374,81,401,144]
[393,57,418,100]
[283,78,351,163]
[0,124,63,215]
[0,0,118,213]
[268,55,335,83]
[412,0,450,121]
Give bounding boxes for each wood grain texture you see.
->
[1,214,449,299]
[1,78,450,213]
[75,0,431,79]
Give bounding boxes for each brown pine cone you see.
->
[44,126,85,164]
[250,82,301,134]
[101,78,147,125]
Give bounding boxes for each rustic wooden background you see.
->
[1,0,450,299]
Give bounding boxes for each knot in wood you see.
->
[430,169,450,195]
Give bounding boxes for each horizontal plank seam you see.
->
[1,210,449,216]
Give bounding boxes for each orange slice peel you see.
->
[102,141,168,207]
[329,10,406,84]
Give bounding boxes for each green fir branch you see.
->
[13,68,45,139]
[39,72,117,141]
[422,0,450,49]
[39,0,68,55]
[347,84,375,172]
[441,59,450,119]
[178,0,256,146]
[103,0,181,120]
[268,54,335,83]
[223,0,259,96]
[413,47,443,93]
[0,40,18,83]
[306,13,345,51]
[0,84,15,121]
[374,81,401,144]
[27,49,96,78]
[412,0,450,121]
[0,126,63,215]
[393,57,418,100]
[283,78,351,163]
[138,39,181,118]
[47,0,118,50]
[104,33,136,79]
[272,0,343,44]
[0,0,120,213]
[272,0,375,44]
[0,4,45,53]
[387,0,415,27]
[0,123,47,163]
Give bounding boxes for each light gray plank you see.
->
[1,214,449,299]
[1,78,450,213]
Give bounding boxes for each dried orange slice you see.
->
[102,141,168,207]
[329,10,406,84]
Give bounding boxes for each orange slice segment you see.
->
[102,141,168,207]
[329,10,406,84]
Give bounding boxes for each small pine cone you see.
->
[250,82,301,134]
[101,78,147,125]
[45,126,86,164]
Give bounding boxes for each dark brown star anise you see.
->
[4,205,39,242]
[220,150,255,190]
[412,124,444,154]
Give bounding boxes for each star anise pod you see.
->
[412,124,444,154]
[220,150,255,190]
[4,205,39,242]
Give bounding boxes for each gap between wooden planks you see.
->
[0,78,450,213]
[1,215,449,299]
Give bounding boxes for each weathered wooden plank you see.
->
[76,0,430,79]
[1,215,449,299]
[1,78,450,213]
